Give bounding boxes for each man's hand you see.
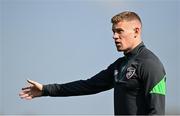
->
[19,79,43,100]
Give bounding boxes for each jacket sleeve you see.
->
[140,59,166,115]
[42,64,115,97]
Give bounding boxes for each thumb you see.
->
[27,79,37,85]
[27,79,43,91]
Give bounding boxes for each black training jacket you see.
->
[42,42,166,115]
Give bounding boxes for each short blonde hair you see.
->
[111,11,142,25]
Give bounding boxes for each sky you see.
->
[0,0,180,115]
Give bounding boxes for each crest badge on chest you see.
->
[126,67,136,79]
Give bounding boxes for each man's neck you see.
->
[124,40,142,54]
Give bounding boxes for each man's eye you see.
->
[116,30,123,34]
[112,29,123,34]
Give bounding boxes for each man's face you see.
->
[112,20,138,53]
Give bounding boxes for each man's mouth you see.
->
[115,42,121,46]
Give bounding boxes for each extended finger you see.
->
[19,89,32,96]
[19,89,31,96]
[25,95,33,100]
[19,93,30,99]
[22,86,31,90]
[19,91,27,96]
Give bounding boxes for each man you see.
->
[19,11,166,115]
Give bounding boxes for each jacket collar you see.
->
[124,42,145,59]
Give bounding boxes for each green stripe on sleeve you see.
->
[150,75,166,95]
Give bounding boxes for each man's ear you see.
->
[134,27,140,38]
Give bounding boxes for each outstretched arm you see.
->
[19,80,43,100]
[42,67,114,97]
[19,61,116,98]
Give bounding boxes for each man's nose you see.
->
[113,33,119,40]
